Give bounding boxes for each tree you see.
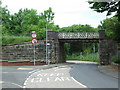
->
[1,6,11,35]
[10,8,39,35]
[88,2,120,21]
[1,6,59,39]
[58,24,97,32]
[39,7,55,29]
[101,17,120,43]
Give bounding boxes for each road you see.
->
[0,65,59,88]
[69,61,118,88]
[0,61,119,89]
[24,64,87,88]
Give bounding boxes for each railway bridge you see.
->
[47,30,117,65]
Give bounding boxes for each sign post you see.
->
[47,43,51,65]
[31,31,38,66]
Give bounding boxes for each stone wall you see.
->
[1,41,46,62]
[99,39,118,64]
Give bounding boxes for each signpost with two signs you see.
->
[31,31,38,66]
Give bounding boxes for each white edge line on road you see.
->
[71,77,87,88]
[11,82,23,88]
[29,69,39,74]
[2,81,23,88]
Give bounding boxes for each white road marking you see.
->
[47,77,50,82]
[44,73,47,76]
[17,68,34,70]
[31,78,40,83]
[0,81,4,83]
[64,77,71,81]
[24,65,87,88]
[29,69,39,74]
[50,73,53,76]
[30,76,72,83]
[2,72,8,73]
[23,86,26,88]
[71,77,87,88]
[39,78,42,82]
[54,77,62,82]
[1,81,23,88]
[57,73,59,76]
[37,74,42,76]
[61,77,64,81]
[10,82,23,88]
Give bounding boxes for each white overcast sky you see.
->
[2,0,112,28]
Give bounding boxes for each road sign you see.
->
[32,33,37,38]
[31,31,38,66]
[32,31,37,38]
[32,39,38,45]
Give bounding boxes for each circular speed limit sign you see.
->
[32,39,38,44]
[32,33,37,38]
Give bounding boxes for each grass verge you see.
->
[2,35,31,45]
[66,53,99,62]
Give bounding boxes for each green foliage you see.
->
[84,47,92,54]
[58,24,97,32]
[67,53,99,62]
[1,6,59,38]
[111,56,120,64]
[88,2,120,21]
[2,36,31,45]
[65,42,98,58]
[1,6,60,45]
[101,17,120,43]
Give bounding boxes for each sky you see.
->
[2,0,112,28]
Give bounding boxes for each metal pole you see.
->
[48,50,50,66]
[46,24,48,65]
[34,44,36,66]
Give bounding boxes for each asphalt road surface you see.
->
[1,65,56,88]
[1,66,34,88]
[0,61,119,89]
[24,65,87,88]
[69,61,118,88]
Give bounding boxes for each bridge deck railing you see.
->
[58,32,99,39]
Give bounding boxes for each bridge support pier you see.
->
[59,42,66,63]
[99,30,109,65]
[47,30,65,63]
[98,30,117,65]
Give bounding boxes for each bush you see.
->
[111,56,120,64]
[66,53,99,62]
